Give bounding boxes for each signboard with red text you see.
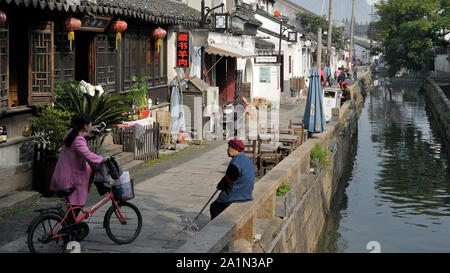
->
[176,32,190,68]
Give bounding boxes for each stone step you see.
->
[121,160,145,173]
[0,191,39,216]
[102,134,114,146]
[113,152,135,166]
[98,144,123,156]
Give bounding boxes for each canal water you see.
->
[317,78,450,253]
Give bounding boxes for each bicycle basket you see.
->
[112,179,135,201]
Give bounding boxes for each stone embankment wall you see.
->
[176,70,372,253]
[424,78,450,148]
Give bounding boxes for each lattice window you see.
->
[122,32,167,93]
[96,34,117,93]
[153,38,167,86]
[54,31,75,85]
[149,37,154,83]
[0,23,8,112]
[29,21,53,106]
[30,33,52,93]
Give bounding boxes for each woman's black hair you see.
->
[63,113,92,148]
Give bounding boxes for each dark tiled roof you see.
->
[255,38,275,49]
[1,0,201,26]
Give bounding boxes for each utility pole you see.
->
[317,26,322,71]
[327,0,333,65]
[369,3,374,55]
[348,0,355,69]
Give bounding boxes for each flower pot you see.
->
[43,155,58,197]
[275,185,297,218]
[139,109,150,118]
[33,144,59,196]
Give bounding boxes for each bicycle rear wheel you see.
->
[27,214,67,253]
[104,201,142,244]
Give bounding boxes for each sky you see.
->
[291,0,380,25]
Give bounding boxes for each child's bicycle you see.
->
[27,181,142,253]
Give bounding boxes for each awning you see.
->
[205,44,255,58]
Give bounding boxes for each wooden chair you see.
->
[156,110,172,151]
[257,135,280,177]
[289,120,306,146]
[243,138,258,176]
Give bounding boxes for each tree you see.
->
[296,13,346,50]
[372,0,450,75]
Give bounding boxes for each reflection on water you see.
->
[317,79,450,253]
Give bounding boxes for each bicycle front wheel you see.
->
[104,201,142,244]
[27,214,67,253]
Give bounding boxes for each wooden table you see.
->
[278,134,299,156]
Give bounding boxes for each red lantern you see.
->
[152,27,167,53]
[110,19,128,50]
[0,11,7,25]
[63,17,81,51]
[274,10,280,18]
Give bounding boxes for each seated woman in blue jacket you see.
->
[210,138,255,220]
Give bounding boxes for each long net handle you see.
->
[192,189,219,223]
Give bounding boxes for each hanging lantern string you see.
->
[157,38,161,53]
[116,32,121,50]
[68,31,75,51]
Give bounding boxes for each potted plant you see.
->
[310,143,331,173]
[275,182,297,218]
[127,76,150,119]
[29,105,73,195]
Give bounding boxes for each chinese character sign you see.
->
[177,32,189,68]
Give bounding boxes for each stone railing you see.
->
[176,69,371,253]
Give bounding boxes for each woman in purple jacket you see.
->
[50,113,109,222]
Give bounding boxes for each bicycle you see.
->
[27,183,142,253]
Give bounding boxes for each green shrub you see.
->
[29,105,74,152]
[276,182,292,196]
[127,76,149,110]
[310,143,330,170]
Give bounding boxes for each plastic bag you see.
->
[113,171,134,201]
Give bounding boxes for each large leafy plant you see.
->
[54,80,131,128]
[29,105,73,152]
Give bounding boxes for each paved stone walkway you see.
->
[0,100,306,253]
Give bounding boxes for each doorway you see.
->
[75,31,92,83]
[215,56,236,107]
[9,16,28,107]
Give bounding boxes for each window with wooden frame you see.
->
[145,37,153,84]
[123,33,132,92]
[0,22,8,112]
[54,28,75,86]
[123,32,140,92]
[95,33,117,93]
[153,37,167,86]
[122,32,167,92]
[28,21,54,106]
[153,37,160,85]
